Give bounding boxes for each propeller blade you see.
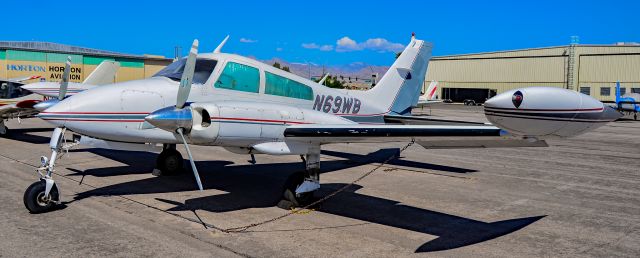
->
[176,39,199,109]
[58,56,72,100]
[177,128,203,191]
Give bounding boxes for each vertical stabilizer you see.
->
[364,36,433,115]
[83,61,120,85]
[615,81,621,103]
[425,81,438,100]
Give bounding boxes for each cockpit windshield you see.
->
[153,58,217,84]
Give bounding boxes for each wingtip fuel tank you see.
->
[484,87,622,138]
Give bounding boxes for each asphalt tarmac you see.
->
[0,104,638,257]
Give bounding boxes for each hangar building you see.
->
[0,42,173,85]
[425,43,640,103]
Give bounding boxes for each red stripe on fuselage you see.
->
[210,116,310,124]
[41,118,144,122]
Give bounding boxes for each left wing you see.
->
[0,75,42,86]
[284,124,547,148]
[0,103,39,119]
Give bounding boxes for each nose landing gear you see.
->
[23,127,68,213]
[24,179,60,213]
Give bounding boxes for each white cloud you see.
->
[239,38,257,43]
[319,45,334,51]
[362,38,404,52]
[275,47,283,52]
[302,43,334,51]
[302,43,319,49]
[336,36,404,52]
[336,37,360,52]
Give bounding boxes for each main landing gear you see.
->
[154,144,185,176]
[23,127,66,213]
[280,146,321,208]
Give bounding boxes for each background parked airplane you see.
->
[417,81,441,106]
[605,82,640,120]
[0,59,119,136]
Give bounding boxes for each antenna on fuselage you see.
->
[318,73,330,85]
[213,35,230,53]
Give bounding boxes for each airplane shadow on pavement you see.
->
[1,128,53,144]
[70,147,543,253]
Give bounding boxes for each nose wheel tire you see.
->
[23,180,59,213]
[156,149,184,175]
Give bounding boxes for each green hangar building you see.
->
[0,41,173,85]
[425,43,640,103]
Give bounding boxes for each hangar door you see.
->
[442,88,497,104]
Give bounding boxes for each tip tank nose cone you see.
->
[602,106,623,121]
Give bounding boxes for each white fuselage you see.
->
[39,53,392,147]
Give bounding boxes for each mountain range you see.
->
[261,58,390,80]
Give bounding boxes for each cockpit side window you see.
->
[0,82,31,99]
[153,58,217,84]
[193,59,218,84]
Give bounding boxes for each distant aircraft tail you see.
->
[362,36,433,115]
[615,81,621,104]
[83,61,120,85]
[424,81,438,100]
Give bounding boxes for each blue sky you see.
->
[1,0,638,66]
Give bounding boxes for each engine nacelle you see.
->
[189,101,354,147]
[484,87,621,138]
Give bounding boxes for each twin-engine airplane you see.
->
[22,35,622,213]
[0,59,119,136]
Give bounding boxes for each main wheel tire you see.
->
[23,180,59,213]
[282,172,314,207]
[156,149,184,175]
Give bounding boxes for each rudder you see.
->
[364,36,433,115]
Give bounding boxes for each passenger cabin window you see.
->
[153,58,217,84]
[265,72,313,100]
[215,62,259,93]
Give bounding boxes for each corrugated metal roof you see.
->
[0,41,169,60]
[433,44,640,60]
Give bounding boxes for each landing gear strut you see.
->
[23,127,65,213]
[155,144,184,175]
[281,146,321,208]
